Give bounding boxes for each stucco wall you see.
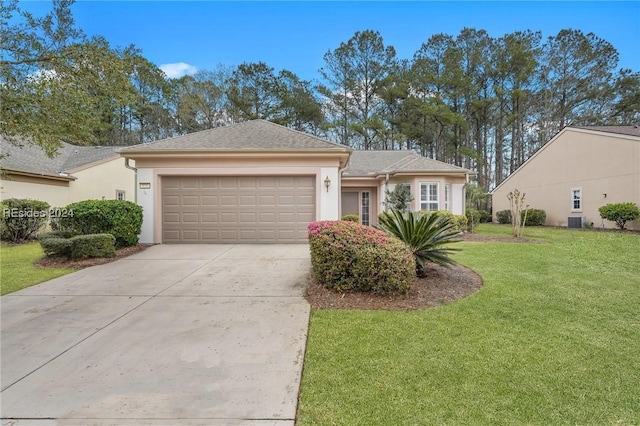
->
[1,158,135,208]
[492,129,640,230]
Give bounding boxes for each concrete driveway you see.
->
[1,244,311,425]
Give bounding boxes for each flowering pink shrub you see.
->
[308,220,415,294]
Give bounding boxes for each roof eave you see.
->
[1,168,77,181]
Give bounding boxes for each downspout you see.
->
[462,172,469,213]
[384,173,390,212]
[124,158,137,203]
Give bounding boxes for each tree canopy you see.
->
[2,1,638,189]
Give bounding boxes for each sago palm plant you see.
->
[376,210,461,277]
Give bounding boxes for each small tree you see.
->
[384,184,413,212]
[599,202,640,230]
[506,189,528,238]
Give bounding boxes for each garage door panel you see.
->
[162,176,315,243]
[202,212,218,223]
[202,196,218,206]
[220,178,236,189]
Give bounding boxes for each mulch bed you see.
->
[304,232,534,311]
[305,262,483,311]
[36,244,150,269]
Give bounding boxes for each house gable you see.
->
[491,126,640,230]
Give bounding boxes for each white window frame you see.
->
[420,182,439,211]
[571,187,582,212]
[361,191,371,226]
[116,190,126,201]
[444,183,452,212]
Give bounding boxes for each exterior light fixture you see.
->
[324,176,331,192]
[139,182,151,189]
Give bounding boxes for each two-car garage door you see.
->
[162,176,315,243]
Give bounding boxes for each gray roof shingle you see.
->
[573,125,640,138]
[1,137,120,179]
[343,150,470,177]
[120,119,350,153]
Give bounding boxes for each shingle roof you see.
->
[343,150,470,177]
[0,136,120,179]
[573,125,640,138]
[120,119,350,153]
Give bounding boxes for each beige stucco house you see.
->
[120,120,472,244]
[0,137,136,208]
[491,126,640,230]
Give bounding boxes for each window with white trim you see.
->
[116,190,126,201]
[444,184,452,211]
[361,191,370,226]
[571,188,582,212]
[420,182,439,211]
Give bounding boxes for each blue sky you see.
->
[23,1,640,81]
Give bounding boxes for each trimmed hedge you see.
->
[496,208,546,226]
[39,232,116,259]
[308,221,415,294]
[341,214,359,222]
[70,234,116,259]
[57,200,143,248]
[1,198,50,243]
[524,209,546,226]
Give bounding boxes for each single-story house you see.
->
[120,120,472,244]
[0,137,136,208]
[491,125,640,230]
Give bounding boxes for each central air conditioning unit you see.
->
[567,216,585,229]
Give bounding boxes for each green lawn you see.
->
[298,225,640,425]
[1,242,74,295]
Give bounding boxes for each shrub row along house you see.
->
[491,126,640,231]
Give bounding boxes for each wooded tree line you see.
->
[2,1,638,189]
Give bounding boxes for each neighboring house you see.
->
[491,126,640,230]
[0,137,136,208]
[120,119,472,244]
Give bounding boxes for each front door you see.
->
[341,190,375,226]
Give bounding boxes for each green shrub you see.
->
[69,234,116,259]
[477,210,492,223]
[524,208,546,226]
[39,235,72,257]
[341,214,359,222]
[377,210,461,277]
[426,211,467,233]
[465,209,482,232]
[308,221,415,294]
[496,209,511,224]
[58,200,143,247]
[1,198,50,243]
[599,202,640,229]
[384,184,413,212]
[496,208,545,226]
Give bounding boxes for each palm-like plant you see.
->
[376,210,461,277]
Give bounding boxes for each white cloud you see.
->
[159,62,198,79]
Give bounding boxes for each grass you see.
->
[297,224,640,425]
[1,242,74,295]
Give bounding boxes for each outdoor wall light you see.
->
[603,193,607,198]
[324,176,331,192]
[139,182,151,189]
